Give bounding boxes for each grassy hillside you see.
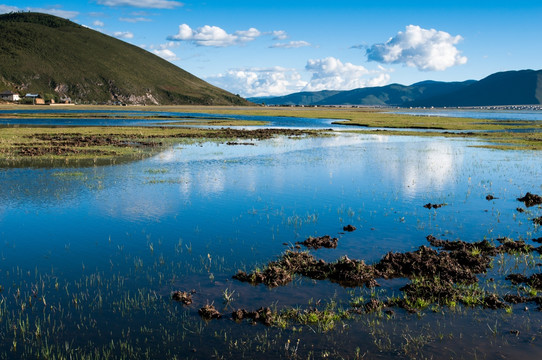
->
[0,12,249,105]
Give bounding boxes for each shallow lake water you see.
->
[392,108,542,122]
[0,108,344,129]
[0,111,542,359]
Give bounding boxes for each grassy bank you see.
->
[0,126,322,167]
[1,105,541,161]
[165,105,542,150]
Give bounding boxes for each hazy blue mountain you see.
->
[248,70,542,107]
[248,90,342,106]
[409,70,542,107]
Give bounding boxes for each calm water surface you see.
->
[393,108,542,121]
[0,108,343,129]
[0,112,541,358]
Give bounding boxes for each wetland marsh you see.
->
[0,106,541,359]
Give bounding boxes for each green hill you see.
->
[0,12,248,105]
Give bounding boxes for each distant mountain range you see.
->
[0,12,248,106]
[248,70,542,107]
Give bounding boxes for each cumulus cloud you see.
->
[153,49,179,61]
[270,41,311,49]
[113,31,134,39]
[97,0,183,9]
[271,30,288,40]
[303,57,391,91]
[0,5,19,13]
[119,17,151,22]
[366,25,467,71]
[167,24,261,47]
[93,20,105,27]
[0,5,79,19]
[143,41,180,61]
[206,67,307,97]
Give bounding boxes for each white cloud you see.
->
[93,20,105,27]
[146,41,180,61]
[270,40,311,49]
[366,25,467,71]
[0,5,79,19]
[167,24,261,47]
[119,17,151,22]
[206,67,307,97]
[303,57,391,91]
[113,31,134,39]
[97,0,183,9]
[272,30,288,40]
[0,5,18,13]
[153,49,179,61]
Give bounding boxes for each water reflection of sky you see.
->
[392,108,542,121]
[0,109,347,129]
[1,133,540,271]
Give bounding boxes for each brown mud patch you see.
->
[171,290,194,305]
[297,235,338,250]
[234,233,542,314]
[232,307,273,326]
[226,141,255,146]
[423,203,446,209]
[506,273,542,290]
[517,192,542,207]
[198,304,221,320]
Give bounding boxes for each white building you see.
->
[0,91,20,101]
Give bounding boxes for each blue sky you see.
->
[1,1,541,97]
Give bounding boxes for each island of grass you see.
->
[1,105,541,167]
[0,124,324,167]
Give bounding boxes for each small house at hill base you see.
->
[0,91,20,101]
